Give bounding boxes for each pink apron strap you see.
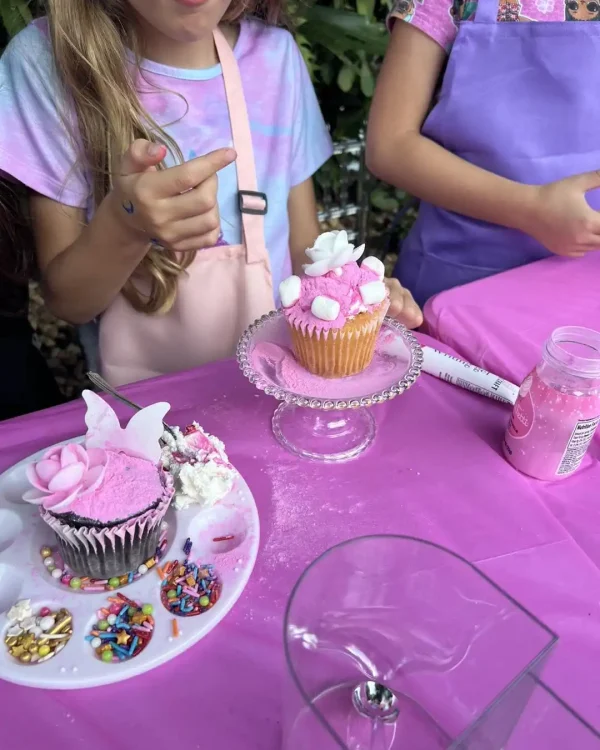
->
[213,28,267,265]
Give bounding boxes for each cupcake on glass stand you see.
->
[237,231,423,462]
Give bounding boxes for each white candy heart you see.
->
[279,275,301,308]
[359,280,387,306]
[311,296,341,322]
[362,256,385,280]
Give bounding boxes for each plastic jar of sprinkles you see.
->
[503,326,600,480]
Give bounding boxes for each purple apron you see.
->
[394,0,600,306]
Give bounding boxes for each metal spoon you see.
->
[86,371,178,440]
[352,681,400,725]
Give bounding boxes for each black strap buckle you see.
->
[238,190,268,216]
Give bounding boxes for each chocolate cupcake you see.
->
[23,391,173,579]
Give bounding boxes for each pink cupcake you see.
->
[280,231,389,377]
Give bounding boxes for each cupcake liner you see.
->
[41,473,173,579]
[289,301,389,378]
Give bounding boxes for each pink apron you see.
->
[100,29,275,386]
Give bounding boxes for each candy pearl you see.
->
[69,578,82,590]
[167,590,177,600]
[362,256,385,280]
[38,645,51,658]
[311,295,340,322]
[108,577,120,588]
[142,604,153,615]
[107,614,117,625]
[40,547,52,559]
[359,280,387,306]
[98,620,109,631]
[43,557,55,568]
[91,637,102,649]
[101,650,113,663]
[19,653,32,664]
[39,616,55,632]
[51,568,63,579]
[39,607,51,617]
[199,596,210,608]
[279,275,301,308]
[138,564,148,575]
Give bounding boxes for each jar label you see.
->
[557,416,600,476]
[507,374,535,439]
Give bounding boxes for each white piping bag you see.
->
[421,347,519,405]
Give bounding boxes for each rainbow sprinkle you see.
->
[160,540,221,617]
[86,594,154,663]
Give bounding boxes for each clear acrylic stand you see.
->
[237,311,422,462]
[282,536,599,749]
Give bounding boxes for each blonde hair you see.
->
[46,0,286,314]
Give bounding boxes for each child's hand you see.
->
[111,139,237,252]
[521,172,600,258]
[385,278,423,329]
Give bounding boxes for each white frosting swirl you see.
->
[161,423,236,511]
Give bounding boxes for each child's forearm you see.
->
[37,193,150,324]
[367,131,537,233]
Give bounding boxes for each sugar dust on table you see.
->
[0,388,259,689]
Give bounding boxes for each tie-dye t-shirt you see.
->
[0,18,332,298]
[389,0,590,51]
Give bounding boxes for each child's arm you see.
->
[32,141,234,325]
[368,25,535,231]
[288,178,321,276]
[31,194,149,325]
[367,24,600,257]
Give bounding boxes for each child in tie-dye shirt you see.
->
[0,0,422,385]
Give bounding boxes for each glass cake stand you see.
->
[236,310,423,462]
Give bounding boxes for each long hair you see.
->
[45,0,286,314]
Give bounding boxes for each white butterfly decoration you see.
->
[303,230,365,277]
[82,390,170,464]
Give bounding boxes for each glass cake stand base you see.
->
[237,311,423,464]
[272,403,377,462]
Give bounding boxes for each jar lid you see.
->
[545,326,600,378]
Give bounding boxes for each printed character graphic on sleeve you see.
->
[565,0,600,19]
[450,0,478,24]
[394,0,424,22]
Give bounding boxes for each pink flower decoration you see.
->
[23,443,107,512]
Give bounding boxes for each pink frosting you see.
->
[54,450,164,523]
[284,262,385,333]
[23,444,108,512]
[42,450,164,523]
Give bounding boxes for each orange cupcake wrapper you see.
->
[290,302,389,378]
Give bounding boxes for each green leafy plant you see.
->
[0,0,35,39]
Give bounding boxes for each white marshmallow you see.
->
[359,280,387,306]
[362,256,385,280]
[279,275,301,308]
[311,295,340,322]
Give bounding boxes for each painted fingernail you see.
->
[148,143,163,157]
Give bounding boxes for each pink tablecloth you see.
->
[2,334,600,747]
[424,251,600,386]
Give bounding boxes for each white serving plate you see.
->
[0,439,259,689]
